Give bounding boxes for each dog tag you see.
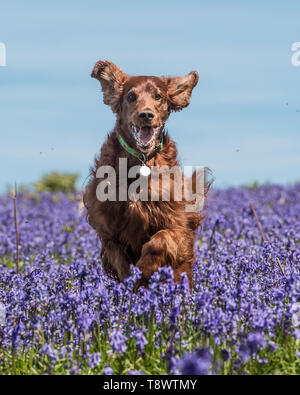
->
[140,165,151,176]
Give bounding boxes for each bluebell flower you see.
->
[89,352,101,368]
[109,328,127,355]
[102,365,113,375]
[177,348,212,375]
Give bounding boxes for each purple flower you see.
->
[221,348,231,362]
[247,332,266,354]
[177,348,212,375]
[133,329,148,353]
[268,341,278,352]
[41,343,58,361]
[238,344,250,363]
[102,365,113,375]
[128,370,145,375]
[89,352,101,368]
[109,328,127,355]
[294,329,300,339]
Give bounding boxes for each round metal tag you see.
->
[140,165,151,176]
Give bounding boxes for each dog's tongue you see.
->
[139,126,154,144]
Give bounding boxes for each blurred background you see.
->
[0,0,299,192]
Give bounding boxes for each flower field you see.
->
[0,184,299,375]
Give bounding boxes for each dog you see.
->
[84,60,208,289]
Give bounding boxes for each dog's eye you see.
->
[127,92,137,102]
[155,93,162,101]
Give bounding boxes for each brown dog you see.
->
[84,60,206,288]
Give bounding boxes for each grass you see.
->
[0,326,299,374]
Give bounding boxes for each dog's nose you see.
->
[139,110,154,121]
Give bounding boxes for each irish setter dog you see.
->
[84,60,207,289]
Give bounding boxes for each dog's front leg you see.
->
[136,229,185,286]
[102,240,131,282]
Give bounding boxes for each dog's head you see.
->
[91,60,199,153]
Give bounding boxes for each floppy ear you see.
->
[91,60,129,113]
[164,71,199,111]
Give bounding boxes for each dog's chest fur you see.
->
[95,132,183,251]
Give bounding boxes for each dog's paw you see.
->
[136,254,160,282]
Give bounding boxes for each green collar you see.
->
[118,132,164,163]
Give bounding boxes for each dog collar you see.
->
[118,132,164,164]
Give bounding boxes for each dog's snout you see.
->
[138,110,154,121]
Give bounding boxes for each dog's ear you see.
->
[91,60,129,113]
[163,71,199,111]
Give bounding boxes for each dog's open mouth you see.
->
[131,124,160,149]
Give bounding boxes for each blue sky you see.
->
[0,0,299,192]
